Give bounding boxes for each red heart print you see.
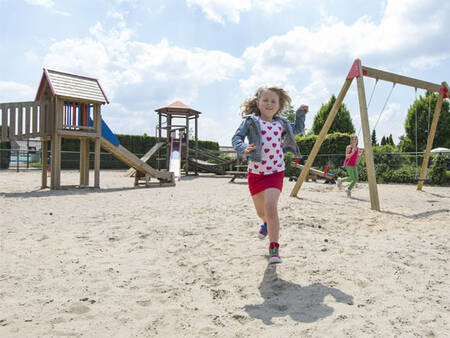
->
[278,138,281,142]
[262,160,267,165]
[276,150,280,154]
[278,126,282,130]
[260,171,264,175]
[261,130,266,135]
[262,142,265,146]
[267,166,272,170]
[279,154,282,158]
[264,148,270,153]
[268,126,272,130]
[273,170,278,174]
[278,163,282,167]
[274,160,277,165]
[254,164,259,169]
[269,155,274,159]
[274,131,278,136]
[272,143,276,148]
[267,137,272,141]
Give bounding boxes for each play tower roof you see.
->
[35,68,109,104]
[155,100,201,117]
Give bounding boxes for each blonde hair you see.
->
[350,135,358,146]
[240,86,291,118]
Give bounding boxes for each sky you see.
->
[0,0,449,146]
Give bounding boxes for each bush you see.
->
[429,154,448,185]
[58,134,220,170]
[284,152,300,177]
[297,132,351,169]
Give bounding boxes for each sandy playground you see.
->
[0,170,449,337]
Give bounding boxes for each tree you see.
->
[371,129,378,146]
[281,104,295,123]
[380,136,386,145]
[388,134,394,146]
[401,91,450,152]
[312,95,355,135]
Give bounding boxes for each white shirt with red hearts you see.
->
[248,117,285,175]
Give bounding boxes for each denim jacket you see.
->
[232,111,303,162]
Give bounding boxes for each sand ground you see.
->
[0,170,449,337]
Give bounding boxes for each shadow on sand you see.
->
[245,264,353,325]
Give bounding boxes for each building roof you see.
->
[35,68,109,104]
[155,100,201,115]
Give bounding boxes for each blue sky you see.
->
[1,0,449,146]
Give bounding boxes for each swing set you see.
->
[290,59,449,211]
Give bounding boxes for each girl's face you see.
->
[351,136,358,145]
[257,89,280,121]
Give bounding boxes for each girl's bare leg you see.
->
[263,188,281,243]
[251,191,266,224]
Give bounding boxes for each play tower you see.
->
[0,68,174,189]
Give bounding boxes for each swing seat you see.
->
[415,177,430,182]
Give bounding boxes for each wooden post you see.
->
[94,105,101,188]
[356,59,380,211]
[290,77,353,197]
[41,139,48,189]
[195,114,198,175]
[51,99,62,189]
[157,113,162,170]
[185,114,190,175]
[417,84,445,191]
[80,138,90,187]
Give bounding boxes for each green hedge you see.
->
[0,126,11,169]
[58,134,220,170]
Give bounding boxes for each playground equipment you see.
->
[0,68,174,189]
[290,59,449,211]
[155,101,200,176]
[169,130,184,181]
[290,161,336,183]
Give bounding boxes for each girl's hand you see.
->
[243,144,256,154]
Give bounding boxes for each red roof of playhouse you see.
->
[155,101,201,116]
[35,68,109,104]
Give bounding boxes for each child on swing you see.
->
[232,86,303,264]
[337,135,364,197]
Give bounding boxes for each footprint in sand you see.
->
[66,303,91,315]
[136,300,152,307]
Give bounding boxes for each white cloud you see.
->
[24,0,54,8]
[42,20,243,138]
[0,81,35,102]
[186,0,294,24]
[240,0,449,98]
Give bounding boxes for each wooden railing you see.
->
[0,100,51,142]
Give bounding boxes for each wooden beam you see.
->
[417,83,445,191]
[362,66,441,92]
[290,77,353,197]
[94,104,101,188]
[57,130,97,138]
[1,105,7,142]
[17,104,23,137]
[25,106,31,138]
[41,139,48,189]
[357,60,380,211]
[9,106,15,141]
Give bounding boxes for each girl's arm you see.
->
[358,148,365,158]
[291,105,308,135]
[231,119,250,155]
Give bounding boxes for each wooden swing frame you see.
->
[290,59,449,211]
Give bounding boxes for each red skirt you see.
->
[248,171,284,196]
